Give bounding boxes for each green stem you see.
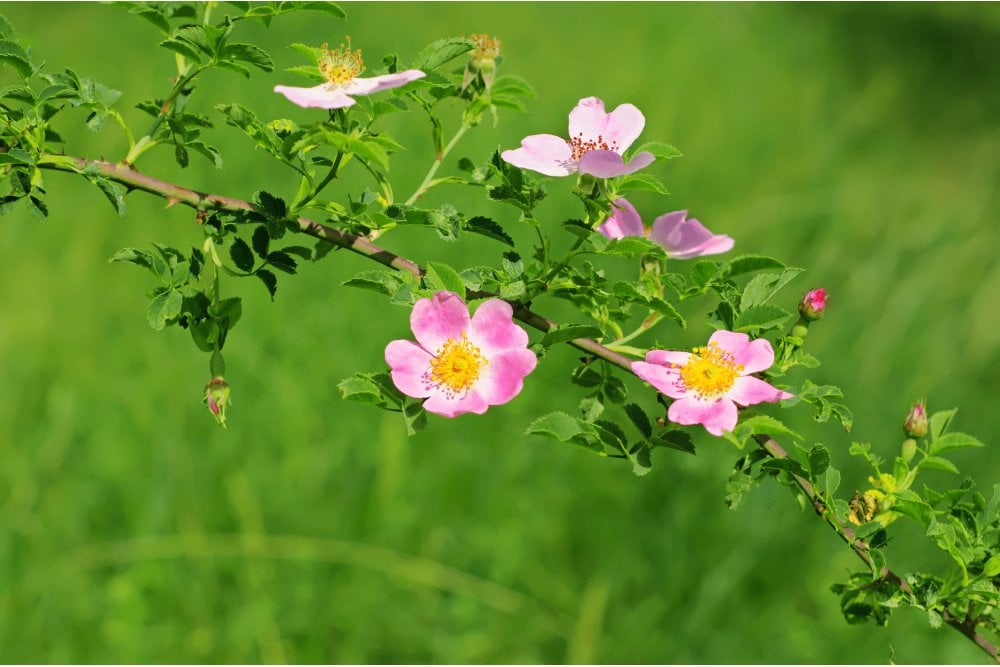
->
[526,237,586,300]
[123,65,206,166]
[404,121,471,206]
[612,312,663,346]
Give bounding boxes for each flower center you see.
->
[676,341,743,399]
[318,39,365,87]
[469,33,501,60]
[427,333,487,396]
[567,132,619,161]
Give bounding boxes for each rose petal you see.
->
[577,150,654,178]
[645,349,692,368]
[667,396,738,436]
[468,299,529,356]
[708,330,775,374]
[422,388,490,418]
[568,97,646,151]
[344,69,426,95]
[596,197,644,239]
[501,134,575,176]
[475,348,537,406]
[410,291,471,353]
[384,339,434,399]
[728,375,793,407]
[649,211,734,259]
[274,84,356,109]
[631,360,688,399]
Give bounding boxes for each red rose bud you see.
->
[799,288,827,321]
[204,377,231,428]
[903,398,928,438]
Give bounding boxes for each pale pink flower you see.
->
[275,41,425,109]
[385,291,538,418]
[501,96,654,178]
[632,330,792,436]
[597,198,734,259]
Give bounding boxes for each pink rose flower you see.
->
[632,330,793,436]
[501,96,654,178]
[275,41,425,109]
[385,291,538,418]
[596,198,734,259]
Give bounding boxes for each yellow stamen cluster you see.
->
[428,333,487,396]
[469,33,501,60]
[568,132,618,161]
[318,38,365,86]
[676,341,743,399]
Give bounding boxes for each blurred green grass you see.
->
[0,2,998,663]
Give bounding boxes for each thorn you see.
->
[165,197,181,209]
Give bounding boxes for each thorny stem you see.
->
[35,154,998,662]
[755,435,999,663]
[404,121,471,206]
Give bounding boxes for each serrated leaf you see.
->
[735,415,800,441]
[892,497,937,532]
[616,172,668,195]
[650,430,696,455]
[525,412,603,454]
[600,235,666,257]
[919,456,960,475]
[343,269,404,296]
[825,467,841,498]
[740,268,803,311]
[256,268,277,299]
[423,261,466,295]
[723,254,787,277]
[623,403,652,438]
[0,39,31,78]
[540,324,603,347]
[734,304,792,333]
[929,408,957,440]
[808,443,831,477]
[229,238,254,272]
[266,250,297,274]
[147,289,183,331]
[463,216,514,246]
[109,247,154,271]
[759,458,807,478]
[629,141,681,161]
[159,37,202,63]
[412,36,475,71]
[221,42,274,72]
[129,6,171,33]
[930,432,983,455]
[251,225,270,257]
[86,176,126,216]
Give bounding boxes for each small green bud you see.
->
[901,438,917,463]
[791,323,809,339]
[903,399,928,438]
[204,376,231,428]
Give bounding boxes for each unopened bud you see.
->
[462,33,501,93]
[903,399,928,438]
[204,377,231,428]
[901,438,917,463]
[798,288,827,321]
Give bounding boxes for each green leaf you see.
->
[280,1,346,18]
[342,269,405,296]
[615,172,668,195]
[739,268,803,311]
[600,235,666,257]
[221,43,274,72]
[256,269,277,299]
[159,37,203,64]
[722,254,787,278]
[929,408,958,440]
[919,456,960,475]
[759,458,807,478]
[266,251,298,274]
[0,148,34,165]
[147,289,183,331]
[86,176,126,217]
[229,238,254,272]
[109,247,154,271]
[825,467,841,498]
[525,412,603,454]
[929,432,984,455]
[734,304,792,333]
[424,261,466,295]
[540,324,603,347]
[629,141,681,161]
[411,36,475,71]
[251,225,269,257]
[129,6,171,33]
[338,372,401,409]
[892,496,937,532]
[0,39,31,78]
[623,403,652,438]
[808,443,831,477]
[734,415,800,442]
[650,430,696,455]
[463,216,514,247]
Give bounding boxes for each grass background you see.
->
[0,2,998,663]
